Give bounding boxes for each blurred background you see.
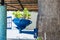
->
[0,0,38,40]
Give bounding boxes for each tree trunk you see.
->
[38,0,60,40]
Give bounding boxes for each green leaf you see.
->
[12,8,31,19]
[23,8,31,19]
[12,10,23,18]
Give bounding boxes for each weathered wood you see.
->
[5,0,37,3]
[0,0,38,11]
[7,4,38,11]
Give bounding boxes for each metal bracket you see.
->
[17,0,24,10]
[20,28,38,38]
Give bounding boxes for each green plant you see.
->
[23,8,31,19]
[12,8,31,19]
[36,37,42,40]
[12,10,23,18]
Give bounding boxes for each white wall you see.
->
[7,11,38,39]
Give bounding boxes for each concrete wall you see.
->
[38,0,60,40]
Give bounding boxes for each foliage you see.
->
[13,10,23,18]
[12,8,31,19]
[23,8,31,19]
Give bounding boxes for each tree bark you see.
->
[38,0,60,40]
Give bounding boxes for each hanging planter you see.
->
[12,8,32,30]
[13,18,32,30]
[12,8,38,38]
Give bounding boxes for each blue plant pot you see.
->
[13,18,32,30]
